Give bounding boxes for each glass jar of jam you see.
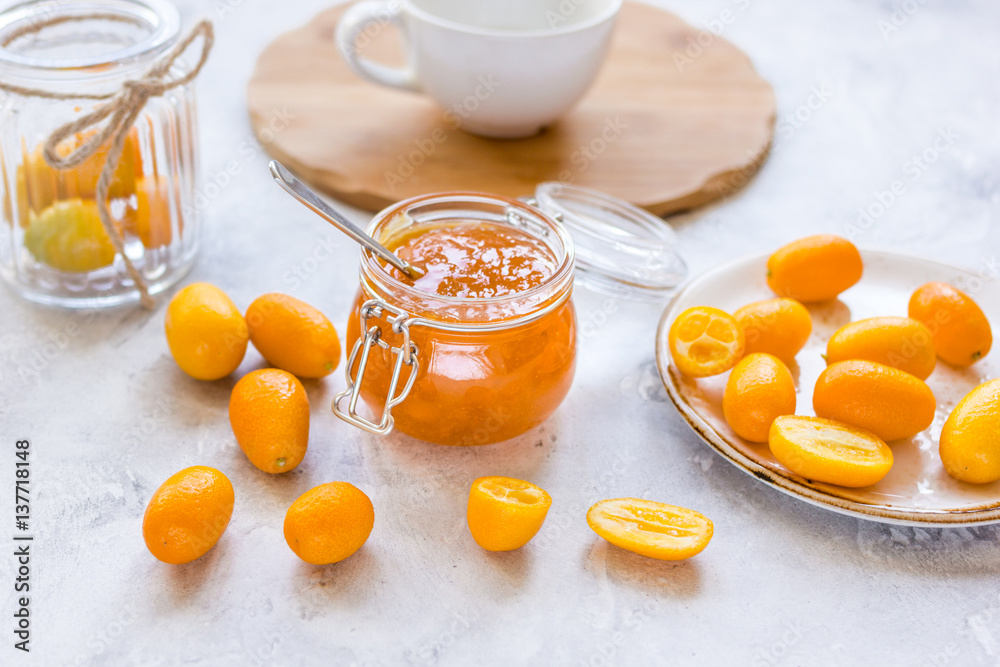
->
[335,192,577,446]
[0,0,199,307]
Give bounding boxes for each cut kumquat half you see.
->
[768,415,893,488]
[586,498,713,561]
[668,306,746,378]
[467,477,552,551]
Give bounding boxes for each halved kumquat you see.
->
[467,477,552,551]
[768,416,893,488]
[587,498,713,561]
[668,306,745,378]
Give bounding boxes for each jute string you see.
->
[0,18,215,309]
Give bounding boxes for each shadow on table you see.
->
[701,449,1000,578]
[155,538,232,604]
[473,548,533,588]
[583,539,702,599]
[293,546,382,605]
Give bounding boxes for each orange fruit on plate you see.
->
[229,369,310,473]
[722,353,796,443]
[246,293,342,378]
[142,466,235,564]
[768,416,893,488]
[467,477,552,551]
[825,316,936,380]
[283,482,374,565]
[766,234,863,303]
[939,378,1000,484]
[165,283,249,380]
[668,306,745,378]
[908,282,992,367]
[813,359,935,441]
[733,297,812,363]
[587,498,713,561]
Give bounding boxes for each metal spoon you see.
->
[269,160,424,280]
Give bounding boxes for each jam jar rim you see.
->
[0,0,181,74]
[359,190,576,328]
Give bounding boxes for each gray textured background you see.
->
[3,0,1000,665]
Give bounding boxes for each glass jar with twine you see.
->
[0,0,213,309]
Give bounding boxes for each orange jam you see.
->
[346,217,576,446]
[388,222,559,297]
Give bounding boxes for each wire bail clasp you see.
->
[332,299,420,435]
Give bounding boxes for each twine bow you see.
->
[0,19,215,309]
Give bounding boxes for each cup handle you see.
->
[336,1,421,93]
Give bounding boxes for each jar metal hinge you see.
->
[333,299,420,435]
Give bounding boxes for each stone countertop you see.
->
[3,0,1000,665]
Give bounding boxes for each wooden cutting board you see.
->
[246,2,776,215]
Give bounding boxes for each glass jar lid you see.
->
[532,182,687,301]
[0,0,180,76]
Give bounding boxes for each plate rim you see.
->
[655,249,1000,527]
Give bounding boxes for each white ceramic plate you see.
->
[655,250,1000,526]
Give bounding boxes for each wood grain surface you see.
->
[246,1,776,215]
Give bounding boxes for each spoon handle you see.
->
[269,160,421,279]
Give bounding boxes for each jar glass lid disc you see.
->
[533,182,687,301]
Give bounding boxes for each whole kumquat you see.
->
[723,353,796,443]
[142,466,235,564]
[813,359,935,442]
[825,316,936,380]
[733,297,812,363]
[229,369,310,473]
[766,234,863,303]
[246,293,342,379]
[467,477,552,551]
[283,482,374,565]
[939,378,1000,484]
[908,282,992,367]
[165,283,249,381]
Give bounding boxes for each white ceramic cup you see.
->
[335,0,621,138]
